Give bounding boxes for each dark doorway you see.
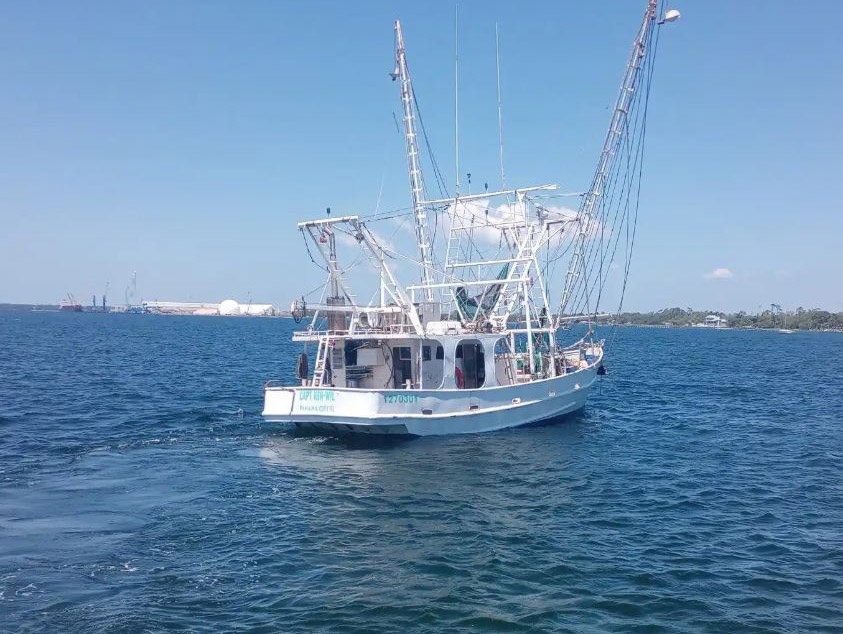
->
[392,346,412,388]
[456,341,485,389]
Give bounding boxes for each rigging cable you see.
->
[566,10,659,324]
[607,5,663,353]
[616,10,662,317]
[552,4,663,346]
[301,229,320,268]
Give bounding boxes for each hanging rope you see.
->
[300,229,320,268]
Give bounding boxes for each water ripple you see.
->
[1,313,842,632]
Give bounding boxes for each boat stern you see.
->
[262,383,296,421]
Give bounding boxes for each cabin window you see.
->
[392,346,412,388]
[455,339,485,389]
[421,339,444,389]
[494,338,509,355]
[344,340,361,366]
[493,337,513,385]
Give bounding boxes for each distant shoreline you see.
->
[611,323,843,333]
[4,302,842,332]
[0,303,292,318]
[613,307,843,332]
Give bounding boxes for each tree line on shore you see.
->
[3,302,843,331]
[615,307,843,330]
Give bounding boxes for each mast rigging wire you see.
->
[552,3,663,346]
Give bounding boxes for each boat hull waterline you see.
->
[263,361,599,437]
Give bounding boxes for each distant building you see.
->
[143,301,219,315]
[219,299,275,316]
[142,299,276,316]
[693,314,728,328]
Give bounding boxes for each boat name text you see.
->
[299,390,335,402]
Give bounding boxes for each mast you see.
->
[556,0,661,326]
[495,22,506,190]
[392,20,435,302]
[327,228,340,300]
[454,7,460,197]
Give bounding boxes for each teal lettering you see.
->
[300,390,335,402]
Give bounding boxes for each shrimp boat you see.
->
[263,1,679,436]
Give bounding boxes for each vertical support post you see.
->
[525,281,534,375]
[496,22,506,190]
[454,6,460,197]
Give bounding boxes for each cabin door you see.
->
[458,342,486,389]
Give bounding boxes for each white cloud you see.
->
[704,267,734,280]
[334,226,397,255]
[443,199,589,245]
[334,230,361,250]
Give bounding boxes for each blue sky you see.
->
[1,1,841,312]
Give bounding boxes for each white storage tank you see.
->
[218,299,241,316]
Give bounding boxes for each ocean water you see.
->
[1,311,842,633]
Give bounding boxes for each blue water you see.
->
[1,311,842,633]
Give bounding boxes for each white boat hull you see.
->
[263,366,598,437]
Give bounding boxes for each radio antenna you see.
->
[454,5,461,197]
[496,22,506,190]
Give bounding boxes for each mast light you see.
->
[661,9,681,24]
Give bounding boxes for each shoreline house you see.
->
[694,314,728,328]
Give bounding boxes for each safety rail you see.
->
[292,325,419,340]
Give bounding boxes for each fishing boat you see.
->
[263,1,680,436]
[59,294,83,312]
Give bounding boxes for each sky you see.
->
[1,0,841,312]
